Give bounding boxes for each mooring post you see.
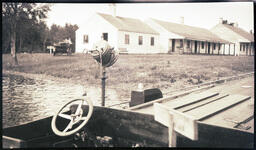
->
[101,67,106,106]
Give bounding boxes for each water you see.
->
[2,73,125,128]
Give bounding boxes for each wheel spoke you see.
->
[75,100,83,115]
[81,117,88,120]
[63,121,73,133]
[58,113,72,120]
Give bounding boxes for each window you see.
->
[102,33,108,41]
[201,42,204,49]
[213,43,216,50]
[150,37,154,46]
[218,43,221,50]
[180,39,183,48]
[246,43,248,50]
[240,44,242,51]
[125,34,129,44]
[138,36,143,45]
[187,40,190,48]
[83,35,88,43]
[243,44,245,51]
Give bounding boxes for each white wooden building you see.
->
[75,12,162,54]
[211,18,254,56]
[145,18,231,55]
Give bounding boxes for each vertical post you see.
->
[191,40,192,54]
[100,53,106,107]
[101,67,106,107]
[229,44,231,55]
[249,43,252,56]
[182,39,185,54]
[168,114,177,147]
[234,44,235,56]
[218,43,220,55]
[199,41,200,54]
[223,44,225,55]
[212,43,214,55]
[205,41,207,54]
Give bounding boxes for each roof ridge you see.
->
[96,12,159,35]
[152,18,210,31]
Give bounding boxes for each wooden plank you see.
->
[128,85,215,110]
[185,95,251,121]
[168,115,177,147]
[154,103,198,140]
[164,91,219,109]
[154,103,171,127]
[202,100,254,132]
[2,136,27,148]
[177,93,229,113]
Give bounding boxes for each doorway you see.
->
[194,41,198,54]
[208,43,211,54]
[172,39,175,52]
[102,33,108,41]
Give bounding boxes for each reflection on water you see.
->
[2,73,124,128]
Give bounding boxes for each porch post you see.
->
[205,41,207,54]
[233,44,235,56]
[229,44,231,55]
[223,44,225,55]
[218,43,220,55]
[246,44,248,56]
[199,41,200,54]
[182,39,185,54]
[212,43,214,55]
[249,43,252,56]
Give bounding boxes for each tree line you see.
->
[2,3,79,65]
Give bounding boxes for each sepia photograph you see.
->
[2,1,254,148]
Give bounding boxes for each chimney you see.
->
[179,16,184,24]
[219,17,223,24]
[109,3,116,17]
[234,22,238,27]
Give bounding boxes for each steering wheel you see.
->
[51,98,93,136]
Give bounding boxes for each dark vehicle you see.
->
[53,42,72,56]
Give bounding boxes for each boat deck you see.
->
[132,76,254,133]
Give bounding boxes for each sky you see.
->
[45,2,254,33]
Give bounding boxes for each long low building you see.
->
[211,18,254,56]
[145,18,231,55]
[75,11,253,56]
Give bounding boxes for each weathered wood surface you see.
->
[154,103,198,141]
[3,103,254,148]
[2,136,27,148]
[128,85,215,111]
[134,76,254,134]
[177,93,229,112]
[70,105,169,147]
[73,105,254,148]
[185,94,251,120]
[132,91,218,115]
[164,91,219,109]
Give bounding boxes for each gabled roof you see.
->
[221,24,254,42]
[151,18,230,43]
[97,13,159,35]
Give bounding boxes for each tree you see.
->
[2,3,50,65]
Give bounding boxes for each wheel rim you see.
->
[51,98,93,136]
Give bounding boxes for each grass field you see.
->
[2,53,254,98]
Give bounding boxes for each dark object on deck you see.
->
[129,88,163,107]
